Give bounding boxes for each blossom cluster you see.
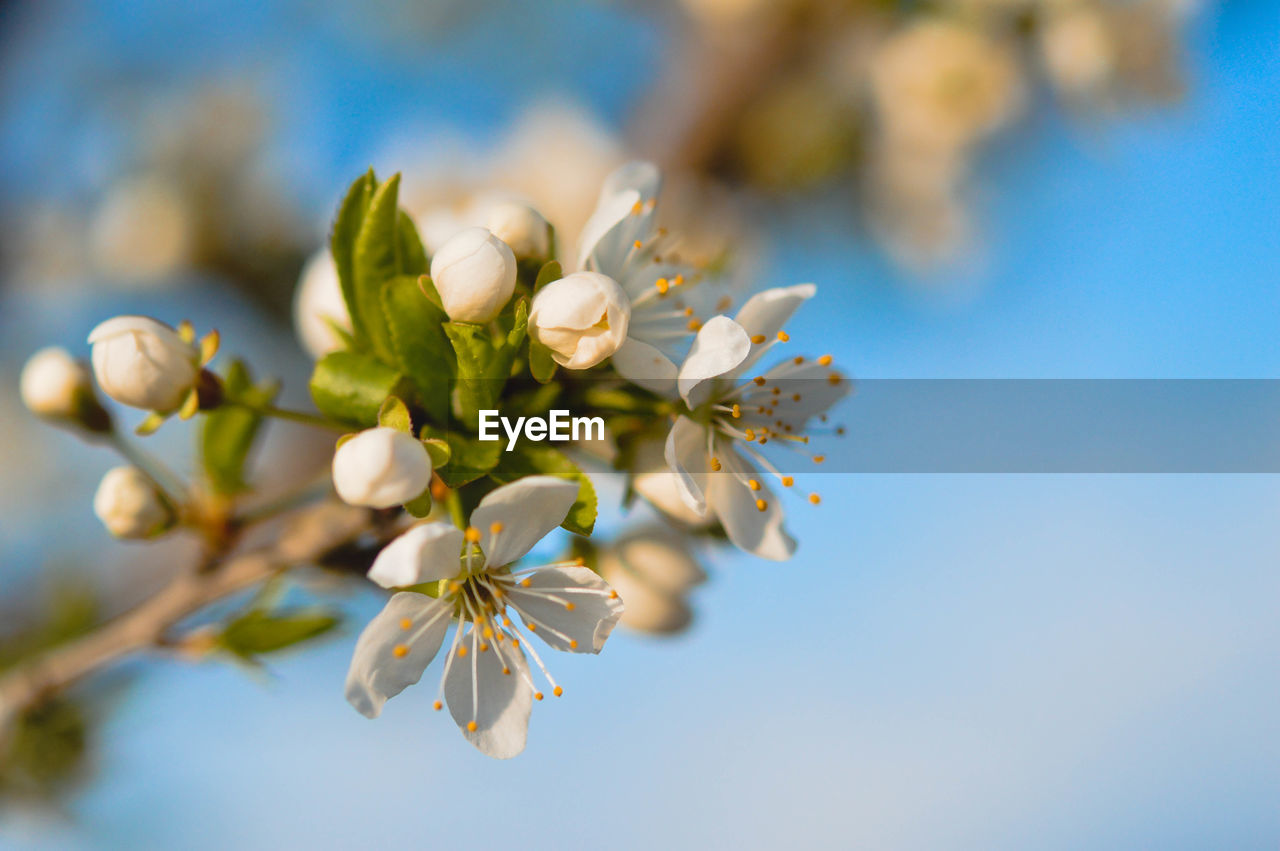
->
[21,161,849,758]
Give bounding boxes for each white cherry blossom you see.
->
[345,476,624,758]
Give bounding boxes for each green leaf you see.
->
[529,339,557,384]
[403,489,433,518]
[352,173,404,363]
[310,351,407,427]
[218,610,340,658]
[434,431,503,489]
[420,436,452,468]
[200,360,280,496]
[444,299,527,424]
[331,170,377,346]
[532,259,562,292]
[381,275,453,424]
[377,395,413,433]
[491,445,597,536]
[397,211,428,276]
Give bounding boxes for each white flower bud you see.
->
[88,316,200,411]
[631,440,712,527]
[600,529,705,635]
[528,272,630,370]
[292,248,353,359]
[429,227,517,323]
[332,427,433,509]
[93,466,173,539]
[20,347,93,419]
[485,201,550,260]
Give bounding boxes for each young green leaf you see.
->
[377,396,413,433]
[201,360,280,496]
[381,275,453,424]
[218,610,341,659]
[532,259,562,292]
[309,351,407,427]
[352,174,404,363]
[331,170,377,345]
[433,431,503,489]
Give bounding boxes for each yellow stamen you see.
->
[781,476,794,487]
[809,493,822,504]
[748,479,761,491]
[490,521,504,534]
[399,618,412,630]
[777,331,790,342]
[753,376,766,386]
[535,692,544,701]
[750,334,766,344]
[794,356,805,365]
[813,455,826,464]
[565,601,576,611]
[655,277,669,294]
[755,499,768,512]
[467,721,478,732]
[711,457,722,471]
[521,578,532,587]
[818,354,833,366]
[553,686,564,697]
[464,526,481,543]
[731,404,741,418]
[609,590,619,599]
[633,240,643,249]
[631,201,642,215]
[393,644,409,658]
[433,700,443,711]
[569,639,579,649]
[687,319,702,331]
[457,646,468,657]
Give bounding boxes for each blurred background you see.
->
[1,0,1279,847]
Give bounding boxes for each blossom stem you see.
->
[233,401,349,433]
[108,431,186,505]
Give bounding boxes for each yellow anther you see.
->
[711,457,722,471]
[467,721,478,732]
[457,646,468,657]
[433,700,443,711]
[759,437,768,445]
[490,521,504,534]
[521,578,532,587]
[673,274,685,286]
[511,638,520,649]
[535,692,544,701]
[631,201,642,215]
[750,334,766,344]
[399,618,412,630]
[684,306,694,316]
[573,556,586,566]
[449,582,461,593]
[793,356,805,365]
[565,602,576,612]
[732,404,741,418]
[483,642,493,652]
[687,319,702,331]
[836,426,847,436]
[503,617,512,627]
[777,331,790,342]
[553,686,564,697]
[464,526,481,543]
[818,354,833,366]
[813,455,826,464]
[744,429,756,441]
[755,499,768,512]
[753,376,766,386]
[828,374,842,385]
[655,277,669,294]
[748,479,761,491]
[503,667,511,675]
[526,622,536,631]
[793,393,802,402]
[772,387,781,395]
[393,644,409,658]
[483,626,494,639]
[633,240,643,249]
[809,493,822,504]
[569,639,579,649]
[781,476,794,487]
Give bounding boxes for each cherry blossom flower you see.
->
[345,476,624,758]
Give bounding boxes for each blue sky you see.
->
[1,1,1278,848]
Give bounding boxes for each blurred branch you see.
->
[0,501,372,747]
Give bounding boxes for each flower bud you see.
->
[599,529,706,636]
[485,201,550,260]
[93,466,173,538]
[631,440,711,527]
[429,227,517,323]
[332,427,433,509]
[528,272,630,369]
[293,248,352,359]
[20,347,111,431]
[88,316,200,412]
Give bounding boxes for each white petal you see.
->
[664,416,710,515]
[708,448,796,561]
[760,357,853,424]
[577,189,641,272]
[611,337,678,396]
[345,593,452,719]
[599,160,661,204]
[472,476,580,567]
[506,566,624,653]
[444,627,532,759]
[367,523,465,589]
[732,284,816,376]
[677,316,751,408]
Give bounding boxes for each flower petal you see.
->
[472,476,580,567]
[367,523,465,589]
[345,593,452,719]
[731,284,816,376]
[444,626,532,759]
[611,337,678,396]
[677,316,751,408]
[708,447,796,561]
[506,566,624,653]
[664,415,710,516]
